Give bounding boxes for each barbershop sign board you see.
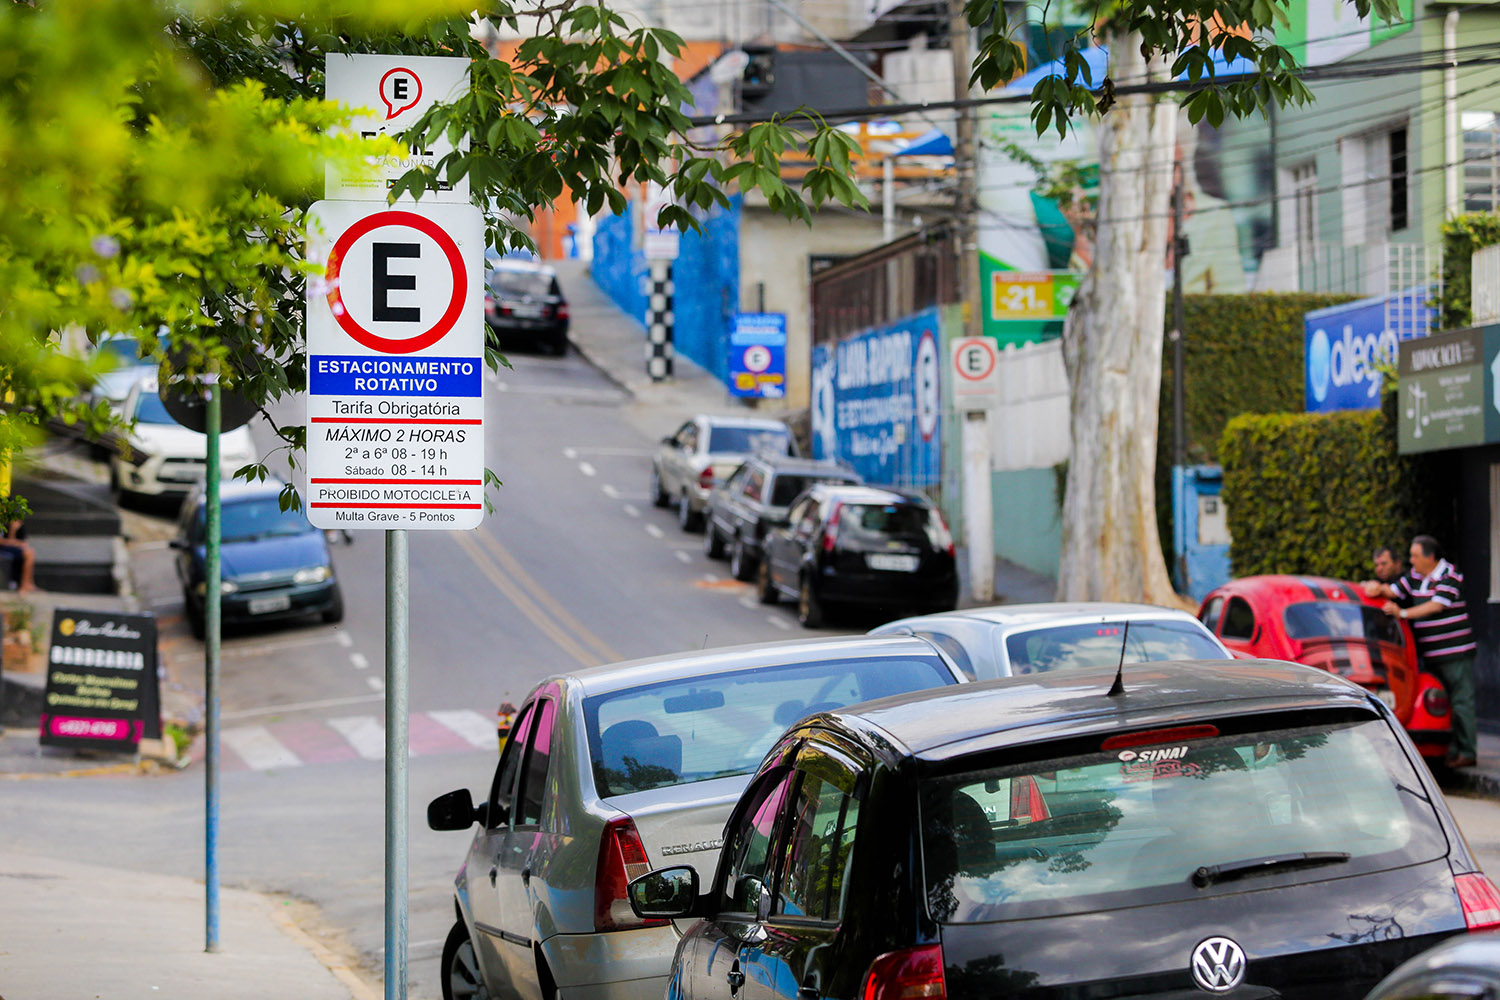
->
[305,200,485,529]
[38,610,161,752]
[1397,324,1500,454]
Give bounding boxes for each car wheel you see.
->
[548,335,568,357]
[188,609,206,641]
[756,558,779,605]
[650,466,669,508]
[798,574,825,628]
[730,536,755,582]
[703,523,726,559]
[678,492,703,532]
[441,920,491,1000]
[321,584,345,624]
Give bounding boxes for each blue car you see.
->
[171,478,344,639]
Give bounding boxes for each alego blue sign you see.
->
[1305,288,1434,412]
[728,313,787,399]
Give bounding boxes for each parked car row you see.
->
[652,414,959,627]
[430,606,1500,1000]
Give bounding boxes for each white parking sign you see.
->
[305,200,485,530]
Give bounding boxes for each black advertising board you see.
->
[38,609,161,751]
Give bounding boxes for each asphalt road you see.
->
[0,345,841,999]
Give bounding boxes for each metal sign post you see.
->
[384,528,408,995]
[204,381,221,953]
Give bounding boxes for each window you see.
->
[744,468,767,503]
[775,754,861,921]
[793,499,822,539]
[132,391,177,425]
[1283,602,1402,645]
[488,702,536,828]
[1491,463,1500,602]
[771,473,846,508]
[1004,620,1228,674]
[1200,597,1224,634]
[680,423,699,452]
[1220,597,1256,640]
[1389,127,1408,232]
[1464,112,1500,213]
[723,464,750,497]
[721,770,796,913]
[207,497,316,544]
[707,425,791,455]
[914,630,976,681]
[515,699,556,828]
[1291,162,1318,267]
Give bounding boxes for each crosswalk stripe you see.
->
[222,726,302,771]
[428,710,498,750]
[410,713,480,756]
[328,715,386,760]
[267,718,359,765]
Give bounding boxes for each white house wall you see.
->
[990,339,1070,471]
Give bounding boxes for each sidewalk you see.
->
[0,850,375,1000]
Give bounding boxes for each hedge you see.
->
[1440,213,1500,330]
[1219,403,1455,580]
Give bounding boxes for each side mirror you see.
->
[627,866,702,920]
[427,788,479,831]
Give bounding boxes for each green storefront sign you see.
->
[1397,325,1500,454]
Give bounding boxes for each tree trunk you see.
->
[1054,33,1182,605]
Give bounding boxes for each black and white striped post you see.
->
[646,259,674,381]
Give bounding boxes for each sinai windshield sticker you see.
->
[1116,745,1189,762]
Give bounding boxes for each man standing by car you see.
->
[1372,545,1405,585]
[1363,535,1478,768]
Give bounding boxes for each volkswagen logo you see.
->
[1191,936,1246,992]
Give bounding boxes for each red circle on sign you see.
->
[956,339,997,381]
[325,211,467,355]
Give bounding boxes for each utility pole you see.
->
[949,0,993,603]
[1170,179,1189,592]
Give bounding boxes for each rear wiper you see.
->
[1191,851,1350,887]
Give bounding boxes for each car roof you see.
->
[557,635,954,698]
[697,414,789,431]
[189,477,291,505]
[1208,575,1362,603]
[817,659,1372,761]
[805,483,925,506]
[746,454,858,477]
[884,602,1203,630]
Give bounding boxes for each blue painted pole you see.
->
[205,381,221,953]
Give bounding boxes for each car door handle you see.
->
[521,865,531,886]
[727,965,745,993]
[488,865,497,887]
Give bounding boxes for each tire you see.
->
[678,491,703,532]
[756,557,779,605]
[441,919,491,1000]
[703,522,726,559]
[548,335,568,357]
[188,609,206,641]
[798,574,825,629]
[729,536,755,582]
[649,466,670,508]
[320,584,345,624]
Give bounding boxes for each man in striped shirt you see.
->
[1363,535,1478,767]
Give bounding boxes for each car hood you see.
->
[211,532,329,582]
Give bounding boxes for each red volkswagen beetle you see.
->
[1197,575,1452,761]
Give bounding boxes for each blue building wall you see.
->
[590,196,741,383]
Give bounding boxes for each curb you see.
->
[1443,769,1500,801]
[567,334,637,399]
[266,899,381,1000]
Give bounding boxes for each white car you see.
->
[110,378,257,497]
[426,635,963,1000]
[88,334,157,414]
[869,602,1233,680]
[649,414,795,532]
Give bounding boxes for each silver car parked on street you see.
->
[649,414,794,532]
[427,635,962,1000]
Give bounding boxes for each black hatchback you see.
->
[757,484,957,628]
[629,660,1500,1000]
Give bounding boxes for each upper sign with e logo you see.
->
[951,336,1000,411]
[326,53,470,203]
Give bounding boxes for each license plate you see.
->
[868,553,919,572]
[161,466,204,481]
[511,304,543,318]
[248,595,292,615]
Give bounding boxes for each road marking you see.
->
[223,634,339,659]
[766,616,793,631]
[336,632,354,648]
[222,726,302,771]
[703,573,720,583]
[562,447,577,460]
[578,461,596,477]
[329,716,386,760]
[645,524,664,539]
[366,676,385,693]
[428,710,497,749]
[602,483,619,499]
[222,693,385,722]
[674,550,693,564]
[739,596,760,609]
[561,445,652,457]
[472,529,620,664]
[623,504,641,517]
[350,652,370,670]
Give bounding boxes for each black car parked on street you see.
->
[484,256,569,356]
[756,483,957,627]
[630,659,1500,1000]
[703,453,862,581]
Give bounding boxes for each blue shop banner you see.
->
[810,308,942,487]
[1305,287,1435,412]
[728,313,787,399]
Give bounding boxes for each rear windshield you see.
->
[585,655,953,798]
[1005,620,1225,674]
[707,426,791,455]
[203,497,318,544]
[771,473,854,507]
[840,503,943,550]
[920,716,1445,923]
[133,391,176,425]
[1284,602,1404,645]
[489,268,555,298]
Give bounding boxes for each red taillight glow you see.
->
[931,512,954,557]
[698,466,715,489]
[823,502,843,553]
[556,303,570,319]
[1456,873,1500,930]
[594,817,667,932]
[1100,725,1220,750]
[862,944,946,1000]
[1424,686,1451,717]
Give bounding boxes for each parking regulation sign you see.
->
[305,200,485,530]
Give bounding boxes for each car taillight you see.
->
[484,293,495,310]
[862,944,946,1000]
[698,466,715,489]
[1424,686,1451,717]
[556,302,570,319]
[1456,873,1500,930]
[823,502,843,553]
[594,817,667,932]
[930,511,954,557]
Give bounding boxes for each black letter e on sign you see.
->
[373,242,420,323]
